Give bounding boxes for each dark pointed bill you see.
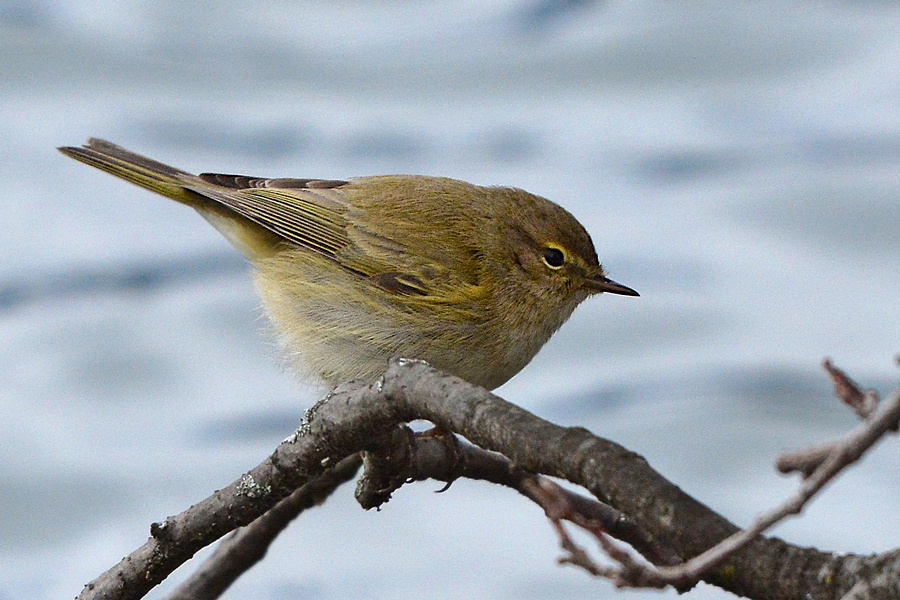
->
[587,275,639,296]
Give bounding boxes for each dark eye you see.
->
[542,247,565,268]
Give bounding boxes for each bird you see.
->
[59,138,637,390]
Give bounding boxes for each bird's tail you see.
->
[59,138,281,259]
[58,138,201,206]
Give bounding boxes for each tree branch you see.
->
[162,454,362,600]
[76,358,900,600]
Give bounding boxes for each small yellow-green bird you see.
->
[59,138,637,390]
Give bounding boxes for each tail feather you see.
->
[57,138,200,206]
[58,138,282,259]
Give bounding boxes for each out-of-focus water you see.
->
[2,1,899,598]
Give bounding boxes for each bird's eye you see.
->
[542,247,565,268]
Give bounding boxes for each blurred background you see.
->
[2,1,899,598]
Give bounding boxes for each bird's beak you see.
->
[586,275,639,296]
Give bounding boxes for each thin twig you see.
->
[552,373,900,589]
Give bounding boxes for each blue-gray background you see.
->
[2,1,899,598]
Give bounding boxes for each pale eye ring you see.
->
[542,247,565,269]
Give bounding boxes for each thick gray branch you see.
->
[76,358,900,600]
